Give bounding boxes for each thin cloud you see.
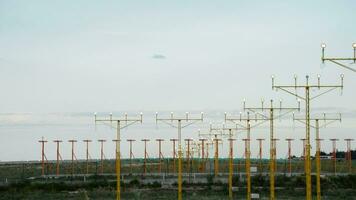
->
[152,54,166,59]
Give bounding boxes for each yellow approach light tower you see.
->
[200,125,227,177]
[156,112,203,200]
[53,140,63,176]
[224,111,266,200]
[285,138,294,176]
[68,140,78,176]
[170,138,178,173]
[272,74,344,200]
[293,113,341,200]
[198,138,207,173]
[321,43,356,72]
[344,139,354,174]
[83,140,92,175]
[156,139,164,174]
[184,138,193,174]
[127,139,136,174]
[256,138,265,174]
[209,124,241,200]
[94,112,143,200]
[112,139,121,174]
[98,139,107,174]
[38,137,48,176]
[198,130,222,160]
[330,138,339,175]
[243,99,300,200]
[142,139,150,176]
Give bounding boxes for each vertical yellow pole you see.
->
[68,140,77,176]
[257,139,263,174]
[286,139,293,176]
[330,139,338,175]
[42,141,45,176]
[95,114,142,200]
[57,142,60,176]
[158,139,162,173]
[228,129,234,199]
[178,120,182,200]
[39,138,47,176]
[127,139,134,174]
[289,141,291,176]
[345,139,353,174]
[351,141,353,173]
[246,121,251,200]
[200,139,205,173]
[142,139,150,176]
[160,140,163,173]
[116,121,121,200]
[269,105,275,200]
[86,141,89,174]
[171,139,177,173]
[42,141,44,176]
[54,140,62,176]
[315,120,321,200]
[305,86,312,200]
[349,140,352,173]
[214,137,219,177]
[301,139,306,173]
[98,140,106,174]
[273,139,278,180]
[71,141,74,175]
[83,140,92,175]
[186,139,191,173]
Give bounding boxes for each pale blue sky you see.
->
[1,0,356,112]
[1,1,356,161]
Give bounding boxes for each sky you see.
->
[0,1,355,161]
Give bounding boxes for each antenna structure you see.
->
[68,140,78,176]
[112,139,121,174]
[330,138,339,175]
[243,98,300,200]
[156,139,164,173]
[83,139,92,175]
[293,113,341,200]
[344,139,354,174]
[127,139,136,174]
[38,137,48,176]
[285,138,294,176]
[170,138,178,173]
[300,138,306,172]
[141,139,150,176]
[198,138,207,173]
[184,138,193,174]
[225,111,268,200]
[53,140,63,176]
[200,125,228,177]
[272,74,343,200]
[155,112,203,200]
[272,138,279,173]
[98,139,106,174]
[95,112,142,200]
[256,138,265,174]
[345,138,354,174]
[208,123,242,200]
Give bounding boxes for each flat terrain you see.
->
[0,159,355,199]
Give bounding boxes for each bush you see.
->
[128,179,140,187]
